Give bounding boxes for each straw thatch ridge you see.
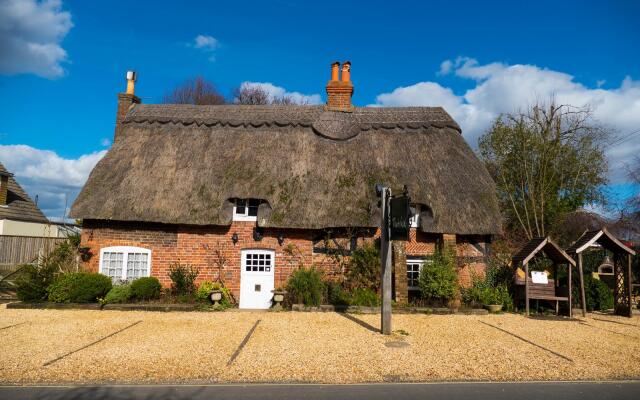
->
[70,104,501,234]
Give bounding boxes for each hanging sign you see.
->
[389,195,411,241]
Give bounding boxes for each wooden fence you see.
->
[0,235,65,273]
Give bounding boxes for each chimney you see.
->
[115,70,141,142]
[0,172,11,206]
[325,61,354,112]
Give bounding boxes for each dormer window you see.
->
[409,205,420,228]
[233,199,262,221]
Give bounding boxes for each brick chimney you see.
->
[325,61,354,112]
[0,171,11,206]
[115,70,141,142]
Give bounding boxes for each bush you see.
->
[350,288,380,307]
[130,276,161,300]
[104,284,132,304]
[576,274,614,311]
[286,267,325,306]
[478,284,511,309]
[47,272,112,303]
[15,262,57,302]
[196,280,232,306]
[326,282,351,306]
[345,243,380,291]
[419,247,458,302]
[168,262,199,295]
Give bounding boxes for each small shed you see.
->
[566,228,636,318]
[512,237,579,317]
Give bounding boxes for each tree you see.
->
[163,76,226,105]
[233,84,304,105]
[478,101,610,239]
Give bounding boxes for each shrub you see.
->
[326,282,351,306]
[196,280,232,306]
[576,274,614,311]
[350,288,380,307]
[104,284,132,304]
[419,247,458,302]
[168,262,199,295]
[47,272,112,303]
[345,243,380,291]
[130,277,161,300]
[286,267,325,306]
[15,262,57,302]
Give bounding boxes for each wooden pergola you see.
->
[566,228,636,318]
[512,237,579,317]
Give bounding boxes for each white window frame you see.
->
[233,199,259,222]
[99,246,151,282]
[409,205,420,228]
[407,257,432,290]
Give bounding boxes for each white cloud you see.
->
[0,0,73,78]
[0,145,106,219]
[438,59,453,76]
[190,34,218,62]
[373,57,640,184]
[239,81,322,105]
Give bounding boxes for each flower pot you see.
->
[485,304,502,313]
[271,289,286,310]
[210,290,223,305]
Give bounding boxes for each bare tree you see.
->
[163,76,226,105]
[479,100,611,239]
[233,85,305,105]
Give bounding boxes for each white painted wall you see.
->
[0,219,68,237]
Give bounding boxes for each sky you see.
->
[0,0,639,220]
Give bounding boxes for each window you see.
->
[406,258,431,290]
[99,246,151,282]
[244,251,272,272]
[233,199,262,221]
[409,205,420,228]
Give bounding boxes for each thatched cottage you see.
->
[71,62,501,308]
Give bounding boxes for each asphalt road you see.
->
[1,381,639,400]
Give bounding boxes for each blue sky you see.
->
[0,0,639,219]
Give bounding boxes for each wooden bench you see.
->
[514,278,569,315]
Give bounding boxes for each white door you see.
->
[240,249,275,309]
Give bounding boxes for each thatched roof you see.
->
[0,161,48,224]
[71,104,501,234]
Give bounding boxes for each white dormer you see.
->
[233,199,261,221]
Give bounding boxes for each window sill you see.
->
[233,216,258,222]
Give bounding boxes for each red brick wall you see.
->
[80,220,489,300]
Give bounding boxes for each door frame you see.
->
[239,248,276,309]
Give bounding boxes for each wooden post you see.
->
[524,262,529,316]
[380,187,392,335]
[568,260,572,318]
[628,254,633,318]
[577,253,587,317]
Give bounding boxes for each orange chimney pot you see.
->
[341,61,351,82]
[330,61,340,81]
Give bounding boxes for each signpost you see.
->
[376,184,411,335]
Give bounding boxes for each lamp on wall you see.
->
[231,232,239,245]
[277,233,285,246]
[253,227,263,242]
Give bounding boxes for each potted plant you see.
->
[480,286,503,313]
[271,286,287,310]
[209,282,223,306]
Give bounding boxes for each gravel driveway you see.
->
[1,308,639,384]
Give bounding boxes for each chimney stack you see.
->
[0,172,10,206]
[325,61,354,112]
[115,70,141,142]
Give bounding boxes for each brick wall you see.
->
[80,220,489,301]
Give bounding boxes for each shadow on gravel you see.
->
[336,312,380,333]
